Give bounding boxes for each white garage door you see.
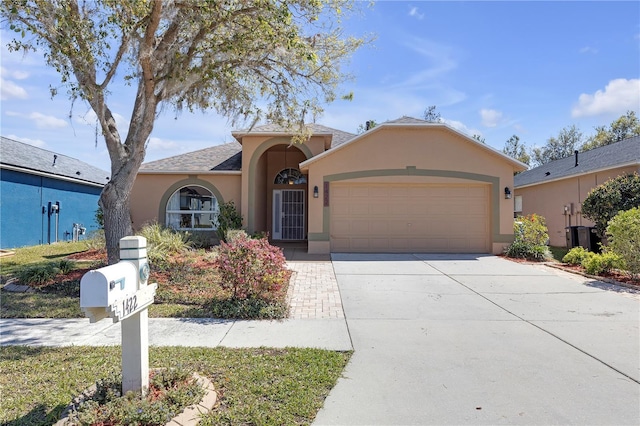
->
[330,183,490,253]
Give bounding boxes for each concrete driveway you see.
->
[314,254,640,425]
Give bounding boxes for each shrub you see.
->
[215,201,243,242]
[226,229,248,243]
[581,252,623,275]
[514,213,549,246]
[606,207,640,278]
[58,259,76,274]
[138,222,192,267]
[186,231,212,249]
[215,233,288,302]
[17,263,61,286]
[505,214,551,261]
[70,367,204,426]
[562,246,590,265]
[582,173,640,238]
[504,240,550,261]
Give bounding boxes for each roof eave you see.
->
[137,169,242,175]
[0,164,107,187]
[514,161,640,189]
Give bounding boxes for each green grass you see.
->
[0,346,352,426]
[0,241,90,276]
[0,291,83,318]
[548,246,570,263]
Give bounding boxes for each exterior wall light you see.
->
[504,187,512,199]
[313,185,319,198]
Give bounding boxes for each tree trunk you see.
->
[100,184,134,265]
[100,154,144,265]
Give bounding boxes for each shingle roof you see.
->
[385,116,430,124]
[232,123,356,148]
[514,136,640,188]
[0,136,110,186]
[139,142,242,172]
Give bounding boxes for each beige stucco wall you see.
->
[130,173,241,230]
[239,135,322,233]
[515,165,640,247]
[301,127,522,254]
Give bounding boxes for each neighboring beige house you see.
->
[131,117,527,254]
[514,136,640,247]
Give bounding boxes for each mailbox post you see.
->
[80,236,157,395]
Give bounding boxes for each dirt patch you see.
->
[66,249,107,263]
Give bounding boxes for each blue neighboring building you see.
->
[1,137,110,249]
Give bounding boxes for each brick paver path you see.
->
[286,262,344,319]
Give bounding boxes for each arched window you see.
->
[274,168,307,185]
[166,185,218,230]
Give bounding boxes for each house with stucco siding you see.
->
[131,117,527,254]
[514,136,640,247]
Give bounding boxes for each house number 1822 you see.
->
[122,295,138,317]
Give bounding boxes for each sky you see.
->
[1,1,639,172]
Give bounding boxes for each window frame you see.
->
[165,185,219,231]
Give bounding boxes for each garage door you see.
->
[330,183,490,253]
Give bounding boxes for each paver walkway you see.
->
[287,261,344,319]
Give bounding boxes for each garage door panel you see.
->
[330,183,490,253]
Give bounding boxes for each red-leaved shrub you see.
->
[214,234,288,301]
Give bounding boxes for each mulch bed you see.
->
[501,255,640,291]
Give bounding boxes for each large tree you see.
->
[502,134,530,166]
[581,110,640,151]
[2,0,366,263]
[531,124,583,166]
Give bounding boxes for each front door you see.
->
[272,189,305,240]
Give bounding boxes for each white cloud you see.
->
[147,137,179,151]
[480,108,503,127]
[443,118,481,138]
[28,112,68,129]
[572,78,640,117]
[6,134,46,148]
[5,110,68,128]
[0,77,28,100]
[579,46,598,54]
[399,38,457,87]
[409,6,424,20]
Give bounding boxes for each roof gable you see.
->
[514,136,640,188]
[140,142,242,173]
[0,136,110,186]
[300,117,528,170]
[231,123,356,149]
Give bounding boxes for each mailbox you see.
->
[79,236,157,395]
[81,262,138,309]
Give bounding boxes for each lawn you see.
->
[0,345,352,426]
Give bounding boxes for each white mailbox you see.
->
[80,262,137,308]
[80,236,157,395]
